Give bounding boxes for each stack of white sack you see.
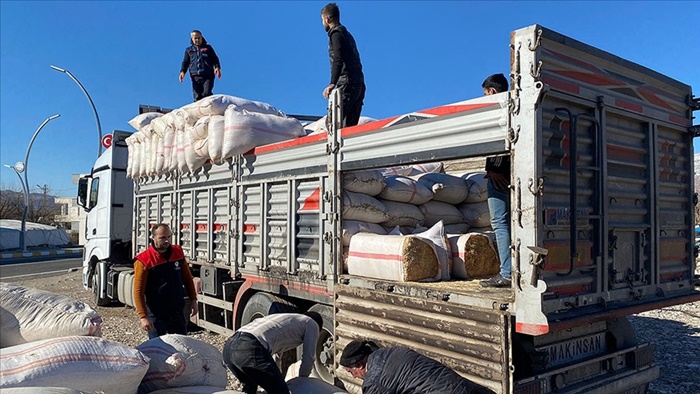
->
[0,336,150,394]
[339,165,500,283]
[136,334,228,394]
[0,283,102,348]
[126,94,304,177]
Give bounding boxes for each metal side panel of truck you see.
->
[332,24,699,394]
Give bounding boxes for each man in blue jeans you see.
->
[480,73,512,288]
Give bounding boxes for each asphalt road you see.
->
[0,257,83,282]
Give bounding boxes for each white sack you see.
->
[377,175,433,205]
[342,191,389,224]
[459,201,492,228]
[153,133,165,175]
[152,112,177,137]
[287,377,349,394]
[415,173,469,204]
[176,127,188,174]
[163,126,176,173]
[0,336,150,394]
[185,126,209,174]
[125,134,138,178]
[444,223,471,234]
[462,172,490,203]
[0,283,102,348]
[343,170,386,196]
[128,112,163,131]
[182,94,282,119]
[137,131,148,177]
[222,108,305,159]
[137,334,228,393]
[418,201,465,226]
[380,200,425,228]
[192,115,212,140]
[2,388,89,394]
[380,162,443,177]
[342,220,387,247]
[174,108,197,131]
[346,233,439,282]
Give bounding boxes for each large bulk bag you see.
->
[0,283,102,348]
[287,377,349,393]
[380,200,425,228]
[129,112,163,131]
[342,220,387,247]
[346,233,438,282]
[458,201,492,228]
[448,232,500,279]
[461,172,490,203]
[182,94,282,119]
[222,108,305,159]
[418,201,465,227]
[414,173,469,204]
[342,191,389,224]
[377,175,433,205]
[343,169,386,196]
[136,334,227,393]
[0,336,149,394]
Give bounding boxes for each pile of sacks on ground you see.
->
[0,283,344,394]
[125,94,375,179]
[341,163,502,282]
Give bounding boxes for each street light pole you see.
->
[3,164,30,251]
[50,65,102,159]
[16,114,61,252]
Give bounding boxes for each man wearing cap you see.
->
[340,340,492,394]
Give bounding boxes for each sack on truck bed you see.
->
[136,334,228,393]
[0,283,102,348]
[377,175,434,205]
[343,169,386,196]
[414,173,469,204]
[346,233,438,282]
[448,232,500,279]
[223,107,305,159]
[0,336,150,394]
[342,191,390,224]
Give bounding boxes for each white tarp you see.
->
[0,220,71,251]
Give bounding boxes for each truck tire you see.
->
[92,263,110,307]
[308,304,336,385]
[240,292,298,326]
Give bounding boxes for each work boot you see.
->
[480,274,512,288]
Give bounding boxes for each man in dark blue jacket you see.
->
[321,3,366,127]
[340,340,492,394]
[179,30,222,102]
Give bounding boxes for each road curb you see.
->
[0,248,84,260]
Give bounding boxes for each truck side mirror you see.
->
[77,178,89,210]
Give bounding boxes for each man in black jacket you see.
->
[340,340,492,394]
[179,30,222,102]
[321,3,366,127]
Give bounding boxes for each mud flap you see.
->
[515,279,549,335]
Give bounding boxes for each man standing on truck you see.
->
[222,312,323,394]
[479,73,513,288]
[321,2,366,127]
[179,29,222,102]
[340,340,492,393]
[133,224,199,339]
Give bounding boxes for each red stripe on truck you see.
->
[516,322,550,335]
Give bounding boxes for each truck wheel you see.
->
[92,263,110,307]
[308,304,336,385]
[240,292,298,325]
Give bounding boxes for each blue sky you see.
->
[1,1,698,197]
